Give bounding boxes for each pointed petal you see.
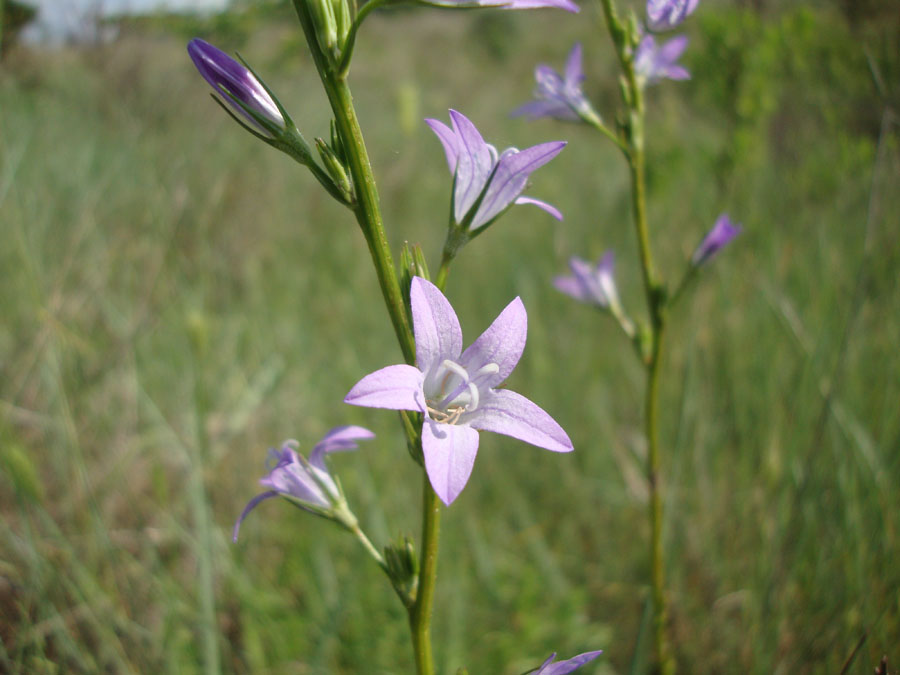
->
[411,277,463,374]
[658,35,689,62]
[459,296,527,386]
[540,650,603,674]
[309,425,374,469]
[425,117,459,173]
[232,490,278,542]
[565,43,584,85]
[502,0,579,11]
[511,100,575,120]
[422,421,480,505]
[448,109,496,222]
[473,141,566,227]
[344,364,426,412]
[553,274,592,304]
[469,388,573,452]
[514,195,563,221]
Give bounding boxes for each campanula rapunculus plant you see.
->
[187,38,286,137]
[232,426,374,541]
[345,276,572,505]
[426,109,566,231]
[633,35,690,85]
[692,213,742,266]
[645,0,698,32]
[512,43,600,124]
[531,650,603,674]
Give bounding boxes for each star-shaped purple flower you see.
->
[420,0,579,12]
[692,213,742,266]
[646,0,698,32]
[633,34,690,85]
[554,251,621,309]
[232,426,374,541]
[426,109,566,231]
[532,650,603,674]
[187,38,286,137]
[513,43,597,123]
[345,277,572,505]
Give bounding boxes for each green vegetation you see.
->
[0,3,897,672]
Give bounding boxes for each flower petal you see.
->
[469,388,572,452]
[309,425,375,469]
[459,296,527,386]
[473,141,566,227]
[565,42,584,86]
[344,364,426,412]
[514,195,563,221]
[448,109,496,222]
[422,421,480,505]
[425,117,460,173]
[411,276,463,374]
[511,99,576,121]
[553,274,592,304]
[539,650,603,674]
[232,490,278,542]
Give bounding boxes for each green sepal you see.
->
[384,534,419,608]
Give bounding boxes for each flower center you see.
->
[424,359,500,424]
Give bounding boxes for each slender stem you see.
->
[337,0,389,78]
[409,473,441,675]
[435,254,452,290]
[350,522,388,570]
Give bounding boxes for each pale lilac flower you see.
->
[345,277,572,505]
[554,252,620,309]
[533,650,603,674]
[692,213,742,266]
[513,43,597,123]
[633,35,690,85]
[426,109,566,230]
[232,426,374,541]
[646,0,698,31]
[420,0,579,12]
[187,38,285,136]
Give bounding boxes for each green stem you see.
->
[350,521,388,570]
[409,473,441,675]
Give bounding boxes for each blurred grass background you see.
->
[1,0,899,672]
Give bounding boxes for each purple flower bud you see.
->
[187,38,285,137]
[692,213,742,266]
[633,34,690,85]
[646,0,698,32]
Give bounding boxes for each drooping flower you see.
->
[426,109,566,231]
[418,0,579,12]
[691,213,742,266]
[345,277,572,505]
[633,35,690,85]
[232,426,374,541]
[187,38,286,137]
[512,43,599,124]
[646,0,698,32]
[554,252,620,309]
[532,650,603,674]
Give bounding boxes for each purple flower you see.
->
[646,0,698,31]
[692,213,742,266]
[232,426,374,541]
[533,650,603,674]
[633,35,690,85]
[554,252,621,309]
[426,109,566,230]
[421,0,579,12]
[187,38,285,137]
[345,277,572,505]
[513,43,598,123]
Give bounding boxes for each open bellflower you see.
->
[554,252,621,310]
[232,426,374,541]
[426,110,566,231]
[187,38,286,137]
[692,213,742,266]
[513,43,599,124]
[418,0,579,12]
[532,650,603,674]
[345,277,572,505]
[646,0,698,31]
[633,35,690,85]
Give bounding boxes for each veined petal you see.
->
[459,296,527,386]
[564,42,584,86]
[538,650,603,674]
[514,195,563,221]
[425,118,460,173]
[411,276,463,374]
[309,425,374,470]
[422,421,480,505]
[473,141,566,227]
[469,388,572,452]
[448,110,496,222]
[232,490,278,542]
[345,364,426,412]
